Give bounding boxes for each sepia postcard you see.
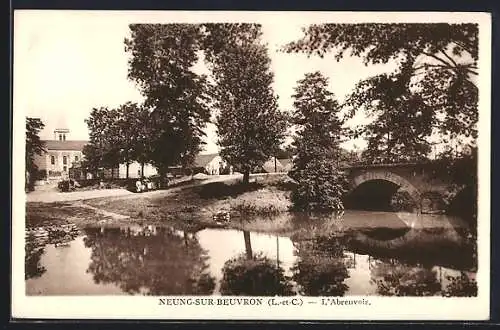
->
[12,10,491,320]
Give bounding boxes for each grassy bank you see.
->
[26,174,296,232]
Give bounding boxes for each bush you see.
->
[220,253,294,296]
[290,158,347,212]
[231,201,282,216]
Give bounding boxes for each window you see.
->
[63,134,66,141]
[63,166,67,172]
[51,155,55,165]
[59,134,62,141]
[63,156,67,165]
[75,155,79,162]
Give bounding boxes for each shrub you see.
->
[231,201,281,216]
[290,158,347,212]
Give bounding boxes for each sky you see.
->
[15,11,404,154]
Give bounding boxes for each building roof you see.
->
[42,140,88,151]
[194,153,220,168]
[277,158,293,171]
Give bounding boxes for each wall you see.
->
[34,150,83,180]
[118,162,158,179]
[205,156,223,175]
[347,166,456,197]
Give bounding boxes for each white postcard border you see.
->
[11,10,491,320]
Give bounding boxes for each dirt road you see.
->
[26,174,247,203]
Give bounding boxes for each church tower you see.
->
[54,128,70,141]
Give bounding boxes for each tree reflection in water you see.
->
[291,234,350,296]
[83,226,215,295]
[219,231,294,296]
[25,240,46,280]
[369,258,441,296]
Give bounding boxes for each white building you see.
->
[193,153,231,175]
[118,162,158,179]
[33,128,87,181]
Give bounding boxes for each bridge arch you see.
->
[347,170,422,211]
[350,170,422,201]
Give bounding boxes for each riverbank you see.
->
[26,173,295,232]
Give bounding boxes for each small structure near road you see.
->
[193,153,232,175]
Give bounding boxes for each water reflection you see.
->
[26,211,477,297]
[291,234,349,296]
[25,241,46,280]
[220,252,294,296]
[369,259,441,296]
[25,225,80,280]
[82,226,215,295]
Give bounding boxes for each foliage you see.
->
[202,23,288,184]
[427,146,477,220]
[82,102,158,178]
[25,117,45,191]
[83,107,121,173]
[125,24,211,174]
[290,159,348,212]
[289,71,347,211]
[345,65,434,163]
[284,23,479,151]
[115,102,152,177]
[337,148,361,166]
[442,272,477,297]
[219,252,294,296]
[230,201,282,217]
[429,146,477,187]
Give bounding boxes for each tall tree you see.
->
[203,23,288,184]
[83,107,121,177]
[125,24,211,175]
[115,102,152,178]
[26,117,45,191]
[289,72,347,211]
[284,23,479,148]
[345,65,434,163]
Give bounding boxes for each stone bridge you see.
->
[341,163,468,214]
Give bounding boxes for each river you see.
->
[25,210,477,297]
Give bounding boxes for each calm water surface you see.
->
[26,210,477,296]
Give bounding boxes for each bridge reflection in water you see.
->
[26,210,477,297]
